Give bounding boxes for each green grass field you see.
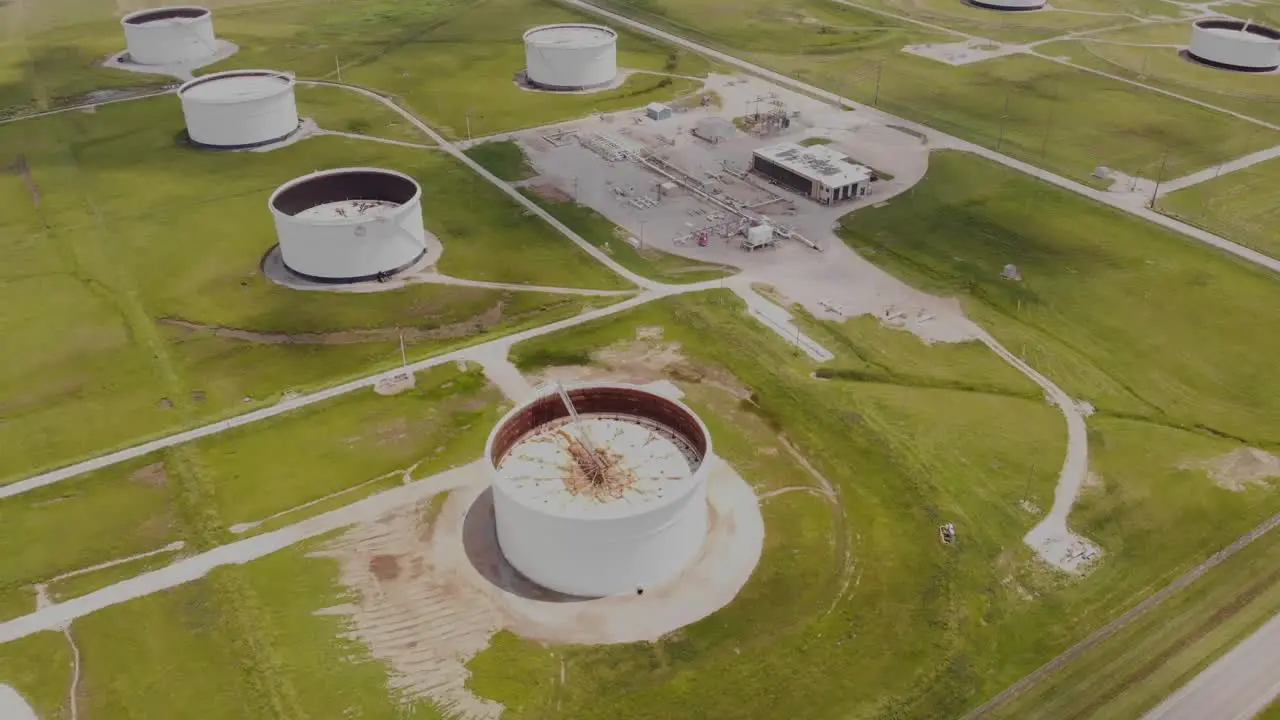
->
[991,494,1280,719]
[2,0,716,136]
[294,84,431,143]
[1035,22,1280,125]
[837,150,1280,445]
[0,363,503,617]
[595,0,1280,183]
[1158,154,1280,259]
[0,95,623,482]
[464,140,536,182]
[485,285,1280,717]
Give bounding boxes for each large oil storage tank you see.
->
[269,168,429,283]
[486,383,712,597]
[178,70,299,149]
[1188,19,1280,72]
[968,0,1045,10]
[121,6,217,66]
[523,24,619,91]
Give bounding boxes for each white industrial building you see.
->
[178,70,298,149]
[751,142,874,204]
[969,0,1045,10]
[486,383,712,597]
[523,23,618,91]
[268,168,428,283]
[121,6,218,66]
[1188,19,1280,72]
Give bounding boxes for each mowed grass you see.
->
[0,632,72,720]
[201,0,716,139]
[0,457,181,619]
[1158,154,1280,259]
[65,541,446,719]
[294,84,430,143]
[595,0,1280,183]
[992,457,1280,719]
[0,363,501,616]
[482,288,1280,718]
[1035,22,1280,125]
[0,96,622,481]
[464,140,535,182]
[837,150,1280,444]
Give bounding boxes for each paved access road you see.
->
[1142,611,1280,720]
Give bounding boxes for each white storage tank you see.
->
[1188,19,1280,72]
[121,6,217,66]
[968,0,1045,10]
[486,383,712,597]
[269,168,429,283]
[523,23,618,91]
[178,70,299,149]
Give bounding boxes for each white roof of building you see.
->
[753,142,873,188]
[647,102,670,112]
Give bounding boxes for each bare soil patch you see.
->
[129,462,169,488]
[369,554,401,581]
[1181,448,1280,492]
[528,183,572,203]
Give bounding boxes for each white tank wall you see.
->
[524,26,618,89]
[973,0,1045,9]
[272,179,427,281]
[1190,24,1280,70]
[493,466,709,597]
[180,74,298,148]
[122,10,217,66]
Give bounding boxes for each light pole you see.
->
[873,61,884,107]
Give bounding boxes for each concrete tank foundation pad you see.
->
[102,40,239,81]
[448,453,763,644]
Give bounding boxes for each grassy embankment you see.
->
[0,96,625,482]
[991,521,1280,719]
[0,363,504,719]
[1158,154,1280,260]
[832,150,1280,715]
[595,0,1280,185]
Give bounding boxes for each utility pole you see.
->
[398,329,408,370]
[1150,148,1170,208]
[639,220,647,249]
[996,93,1011,152]
[335,56,342,82]
[465,109,472,143]
[573,176,579,201]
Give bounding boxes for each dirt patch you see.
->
[369,554,402,581]
[315,499,504,720]
[129,462,168,488]
[528,182,571,204]
[1181,448,1280,492]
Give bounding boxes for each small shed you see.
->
[646,103,672,121]
[693,116,736,144]
[743,224,775,251]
